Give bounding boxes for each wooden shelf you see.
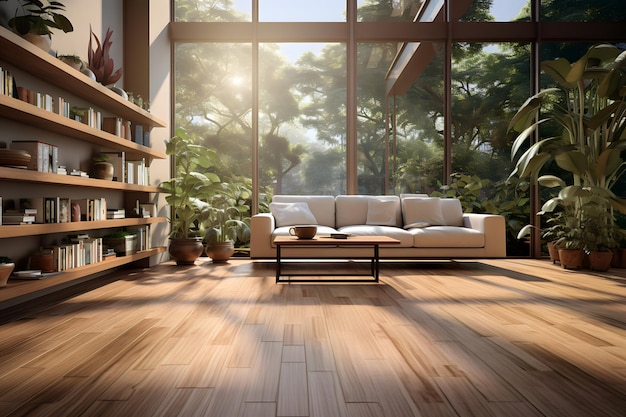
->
[0,217,167,239]
[0,246,167,307]
[0,166,163,192]
[0,26,168,309]
[0,26,166,129]
[0,95,166,164]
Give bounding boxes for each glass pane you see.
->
[258,43,347,197]
[356,43,398,194]
[174,0,251,22]
[260,0,345,22]
[459,0,529,22]
[451,42,531,256]
[390,42,445,196]
[357,0,424,22]
[541,0,626,22]
[174,43,253,244]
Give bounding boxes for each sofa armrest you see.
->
[463,213,507,257]
[250,213,276,258]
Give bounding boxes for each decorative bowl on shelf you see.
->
[0,149,31,168]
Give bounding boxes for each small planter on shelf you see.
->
[103,232,137,256]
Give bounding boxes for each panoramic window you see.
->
[171,0,623,256]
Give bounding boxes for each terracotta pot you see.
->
[612,248,626,268]
[168,237,204,265]
[206,241,235,263]
[558,249,585,270]
[588,251,613,272]
[0,263,15,287]
[547,241,560,264]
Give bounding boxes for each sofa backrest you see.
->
[335,195,402,228]
[271,195,336,227]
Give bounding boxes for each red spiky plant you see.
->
[87,25,122,86]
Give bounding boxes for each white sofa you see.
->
[250,195,507,259]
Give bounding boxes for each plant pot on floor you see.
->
[558,249,585,270]
[169,237,204,265]
[612,248,626,268]
[547,241,560,264]
[588,251,613,272]
[206,241,235,263]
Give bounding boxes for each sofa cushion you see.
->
[402,197,446,226]
[336,195,402,228]
[272,195,336,227]
[366,199,397,226]
[440,198,464,226]
[337,225,414,247]
[269,202,318,227]
[408,226,485,248]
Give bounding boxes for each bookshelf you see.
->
[0,26,168,308]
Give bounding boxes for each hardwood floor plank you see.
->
[277,362,308,416]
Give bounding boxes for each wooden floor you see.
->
[0,258,625,417]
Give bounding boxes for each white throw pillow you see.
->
[269,202,318,227]
[366,199,397,226]
[402,197,446,226]
[440,198,464,226]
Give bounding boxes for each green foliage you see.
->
[159,128,221,239]
[4,0,73,38]
[203,179,251,245]
[509,44,626,251]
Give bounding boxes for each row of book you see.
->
[1,67,151,147]
[0,66,16,97]
[1,197,121,225]
[41,234,106,272]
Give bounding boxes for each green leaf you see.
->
[537,175,566,188]
[541,58,577,89]
[554,151,588,176]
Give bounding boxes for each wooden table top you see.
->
[273,235,401,246]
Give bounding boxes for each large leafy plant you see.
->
[159,129,221,239]
[3,0,73,38]
[509,44,626,248]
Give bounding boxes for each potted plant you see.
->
[87,25,123,87]
[203,181,251,262]
[159,128,221,265]
[2,0,73,50]
[509,44,626,260]
[0,256,15,287]
[57,54,83,70]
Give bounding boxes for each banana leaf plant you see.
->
[509,44,626,249]
[159,129,222,239]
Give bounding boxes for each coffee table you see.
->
[273,235,400,283]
